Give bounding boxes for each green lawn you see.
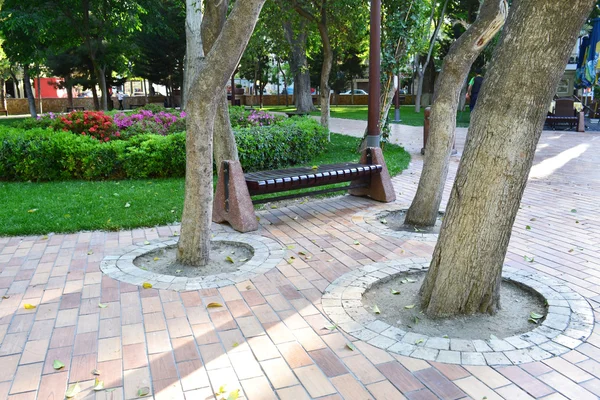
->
[261,105,472,128]
[0,133,410,236]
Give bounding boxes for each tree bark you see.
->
[97,65,108,111]
[10,70,21,98]
[177,0,266,267]
[420,0,595,317]
[405,0,508,227]
[202,0,239,170]
[23,65,37,118]
[182,0,204,110]
[282,20,313,112]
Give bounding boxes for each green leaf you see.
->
[530,311,544,319]
[414,316,419,324]
[443,335,449,338]
[415,339,424,345]
[529,317,540,324]
[65,383,81,398]
[390,289,400,295]
[489,334,499,340]
[346,342,356,351]
[225,256,235,263]
[98,303,107,308]
[404,304,415,309]
[373,305,381,314]
[571,209,577,213]
[53,360,65,370]
[137,386,150,397]
[227,389,240,400]
[323,325,337,331]
[93,378,104,391]
[144,241,151,245]
[406,278,417,283]
[380,218,387,224]
[353,240,360,245]
[218,385,227,394]
[523,255,534,262]
[525,225,531,230]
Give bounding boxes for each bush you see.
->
[236,117,328,171]
[113,110,186,137]
[55,111,120,142]
[229,106,283,128]
[0,117,327,181]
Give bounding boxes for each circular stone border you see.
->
[353,205,443,242]
[322,259,594,366]
[100,233,284,291]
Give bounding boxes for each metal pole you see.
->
[394,74,400,122]
[366,0,381,148]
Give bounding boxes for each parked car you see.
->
[341,89,368,95]
[285,86,317,95]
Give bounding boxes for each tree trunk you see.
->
[317,22,333,131]
[177,0,266,267]
[405,0,508,227]
[202,0,239,169]
[182,0,204,110]
[23,66,37,118]
[97,65,108,111]
[0,78,5,111]
[420,0,595,317]
[91,84,100,110]
[10,70,21,98]
[282,21,313,112]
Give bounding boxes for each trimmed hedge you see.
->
[0,117,328,181]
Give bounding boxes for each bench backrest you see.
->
[555,99,575,117]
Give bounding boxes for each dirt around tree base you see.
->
[133,242,254,278]
[362,272,547,340]
[379,209,444,234]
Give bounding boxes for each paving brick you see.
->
[331,373,374,400]
[10,363,43,394]
[260,357,298,389]
[376,361,424,393]
[309,348,349,377]
[366,380,407,400]
[413,367,466,400]
[295,364,337,398]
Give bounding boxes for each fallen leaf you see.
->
[406,278,417,283]
[404,304,415,309]
[530,311,544,319]
[125,202,131,208]
[207,302,223,308]
[173,231,180,236]
[293,216,298,220]
[175,269,182,273]
[41,235,48,240]
[571,209,577,213]
[528,317,540,324]
[232,342,239,348]
[225,256,235,263]
[270,205,277,209]
[380,218,387,224]
[142,282,153,289]
[390,289,400,295]
[311,165,318,169]
[93,378,104,391]
[345,342,356,351]
[530,218,537,221]
[568,249,574,253]
[87,250,94,255]
[144,241,151,245]
[239,258,248,262]
[245,285,253,290]
[98,303,108,308]
[256,216,260,221]
[353,240,360,245]
[28,208,38,213]
[523,255,534,263]
[227,389,240,400]
[415,339,424,345]
[414,316,420,324]
[322,325,337,331]
[1,295,9,299]
[327,259,334,262]
[91,369,101,375]
[489,334,499,340]
[298,251,306,256]
[576,220,580,224]
[153,257,160,261]
[287,245,295,249]
[525,225,531,230]
[373,305,381,314]
[65,383,81,398]
[53,360,65,370]
[23,303,36,310]
[139,266,148,271]
[137,386,150,397]
[442,335,449,338]
[218,385,227,394]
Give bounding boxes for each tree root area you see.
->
[134,242,253,278]
[362,272,546,340]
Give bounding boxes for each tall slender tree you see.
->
[404,0,508,227]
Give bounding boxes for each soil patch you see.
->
[379,209,443,234]
[133,241,254,278]
[362,272,547,340]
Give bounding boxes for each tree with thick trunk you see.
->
[182,0,203,109]
[420,0,596,317]
[282,20,314,113]
[177,0,266,266]
[201,0,239,171]
[405,0,508,227]
[23,65,36,118]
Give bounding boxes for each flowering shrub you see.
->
[229,106,281,128]
[113,110,186,137]
[55,111,120,142]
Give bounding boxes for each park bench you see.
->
[213,147,396,232]
[545,98,584,131]
[0,109,7,116]
[66,106,85,112]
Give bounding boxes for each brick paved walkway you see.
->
[1,126,600,399]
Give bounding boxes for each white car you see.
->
[341,89,368,95]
